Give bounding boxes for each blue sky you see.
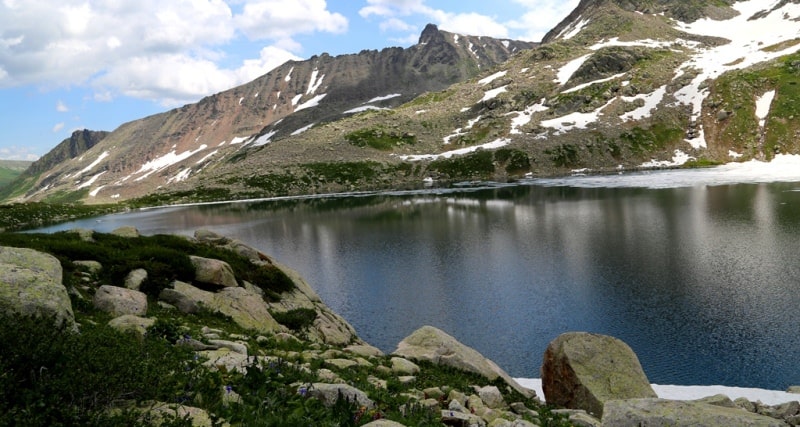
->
[0,0,579,160]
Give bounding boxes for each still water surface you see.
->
[37,172,800,390]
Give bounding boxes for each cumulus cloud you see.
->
[56,100,69,112]
[52,122,65,132]
[507,0,580,41]
[0,0,345,106]
[359,0,578,42]
[0,146,40,161]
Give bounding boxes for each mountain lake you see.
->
[34,166,800,391]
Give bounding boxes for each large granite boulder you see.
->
[0,246,74,328]
[93,285,148,317]
[160,281,281,334]
[393,325,534,398]
[603,398,787,426]
[190,255,238,288]
[268,261,361,346]
[303,383,375,409]
[541,332,656,417]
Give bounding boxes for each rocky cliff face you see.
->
[4,25,534,204]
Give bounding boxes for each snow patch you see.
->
[621,85,667,121]
[133,145,208,182]
[238,96,244,105]
[77,171,106,190]
[515,378,800,407]
[284,67,293,82]
[560,17,590,40]
[540,99,615,133]
[306,68,325,94]
[641,150,694,168]
[562,72,626,94]
[555,54,592,85]
[253,130,277,146]
[755,90,776,128]
[367,93,401,103]
[509,100,549,134]
[399,138,512,161]
[168,168,192,184]
[443,115,482,144]
[344,105,386,114]
[295,93,327,112]
[481,85,508,102]
[479,70,508,86]
[195,150,218,164]
[230,136,248,145]
[291,94,303,106]
[291,123,315,135]
[77,151,110,176]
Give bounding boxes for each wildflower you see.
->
[298,386,308,397]
[225,385,232,394]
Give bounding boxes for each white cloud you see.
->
[380,17,414,32]
[235,0,348,40]
[0,0,345,105]
[0,145,39,161]
[507,0,580,41]
[438,12,509,38]
[56,100,69,112]
[52,122,65,132]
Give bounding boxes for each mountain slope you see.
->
[143,0,800,205]
[3,25,534,204]
[0,160,32,190]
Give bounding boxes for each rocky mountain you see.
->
[1,25,534,204]
[6,0,800,206]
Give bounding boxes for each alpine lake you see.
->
[35,168,800,391]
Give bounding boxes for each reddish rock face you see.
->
[541,332,656,417]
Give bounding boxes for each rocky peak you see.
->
[419,23,446,45]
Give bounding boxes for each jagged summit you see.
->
[419,23,445,44]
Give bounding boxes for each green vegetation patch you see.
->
[545,144,580,168]
[618,123,684,154]
[302,161,382,184]
[0,202,119,232]
[428,150,495,178]
[495,148,532,173]
[0,231,295,299]
[345,127,417,150]
[271,308,317,332]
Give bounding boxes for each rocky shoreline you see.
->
[1,227,799,426]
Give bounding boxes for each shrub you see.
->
[271,308,317,331]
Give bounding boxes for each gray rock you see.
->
[0,246,74,329]
[74,260,102,274]
[190,255,238,288]
[124,268,148,291]
[540,332,656,417]
[212,287,282,334]
[159,286,200,314]
[305,383,374,408]
[478,385,506,409]
[391,357,420,375]
[93,285,148,317]
[393,325,534,398]
[345,343,385,358]
[208,339,248,356]
[788,386,800,394]
[111,226,140,238]
[758,400,800,421]
[693,394,736,408]
[326,358,359,370]
[602,398,788,427]
[361,419,407,427]
[107,314,155,336]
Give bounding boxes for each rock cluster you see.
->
[2,228,800,426]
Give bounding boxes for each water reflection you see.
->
[34,180,800,389]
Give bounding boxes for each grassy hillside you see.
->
[0,160,31,189]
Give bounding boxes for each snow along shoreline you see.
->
[514,378,800,406]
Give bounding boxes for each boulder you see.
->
[159,284,202,314]
[390,357,420,375]
[304,383,375,409]
[190,255,238,288]
[107,314,155,336]
[393,325,534,398]
[124,268,148,291]
[93,285,148,317]
[361,420,407,427]
[211,287,282,334]
[111,226,140,238]
[540,332,656,417]
[0,246,74,328]
[602,398,787,427]
[74,260,102,274]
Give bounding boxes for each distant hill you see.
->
[0,160,32,190]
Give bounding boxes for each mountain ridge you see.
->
[5,0,800,206]
[1,25,534,204]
